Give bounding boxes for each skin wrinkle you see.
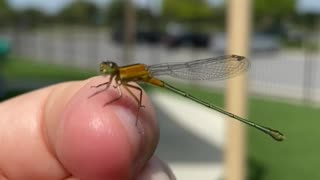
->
[42,80,93,179]
[0,169,9,180]
[41,84,62,161]
[35,87,72,179]
[31,90,64,179]
[44,81,88,156]
[1,82,83,179]
[42,83,75,179]
[0,87,67,179]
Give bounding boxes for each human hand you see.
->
[0,76,175,180]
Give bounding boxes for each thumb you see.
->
[44,77,159,180]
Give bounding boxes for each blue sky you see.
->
[8,0,320,14]
[297,0,320,13]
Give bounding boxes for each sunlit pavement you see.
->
[151,91,225,180]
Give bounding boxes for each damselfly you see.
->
[90,55,284,141]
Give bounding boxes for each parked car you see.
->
[111,26,162,44]
[164,31,209,48]
[163,22,210,48]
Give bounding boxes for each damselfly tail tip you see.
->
[269,129,285,141]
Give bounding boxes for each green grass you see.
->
[2,56,96,81]
[155,84,320,180]
[248,98,320,180]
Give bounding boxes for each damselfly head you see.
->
[99,61,118,75]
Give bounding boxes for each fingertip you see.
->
[46,77,159,179]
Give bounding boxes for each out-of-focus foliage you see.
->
[16,8,50,27]
[161,0,216,32]
[105,0,126,25]
[105,0,161,29]
[136,8,156,24]
[0,0,314,33]
[162,0,214,21]
[1,0,54,27]
[0,0,15,25]
[58,0,99,25]
[254,0,296,17]
[253,0,297,35]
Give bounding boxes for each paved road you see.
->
[151,91,225,180]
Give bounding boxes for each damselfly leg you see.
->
[89,75,114,98]
[122,83,145,124]
[90,76,146,124]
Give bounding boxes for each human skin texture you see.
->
[0,76,175,180]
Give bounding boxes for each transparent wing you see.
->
[147,55,249,80]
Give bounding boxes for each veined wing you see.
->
[147,55,249,80]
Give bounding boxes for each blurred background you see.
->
[0,0,319,179]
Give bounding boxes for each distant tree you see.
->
[58,0,99,25]
[0,0,15,25]
[104,0,126,25]
[105,0,159,26]
[254,0,296,17]
[136,7,154,23]
[19,9,48,26]
[253,0,297,34]
[162,0,214,22]
[211,4,226,30]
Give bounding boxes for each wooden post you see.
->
[225,0,251,180]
